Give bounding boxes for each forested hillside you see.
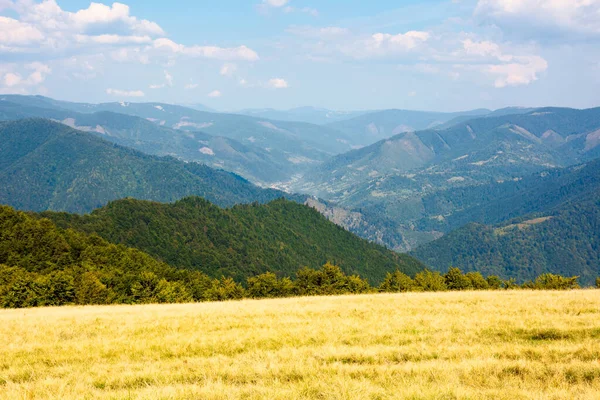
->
[412,196,600,285]
[0,119,304,213]
[43,197,423,283]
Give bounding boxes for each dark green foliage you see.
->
[532,274,580,290]
[0,119,305,214]
[246,272,294,299]
[466,272,490,290]
[413,196,600,286]
[414,270,447,292]
[293,263,372,296]
[0,204,594,309]
[444,267,473,291]
[42,197,423,283]
[379,271,415,293]
[597,277,600,289]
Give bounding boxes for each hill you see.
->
[412,196,600,286]
[0,119,302,213]
[42,197,424,283]
[0,95,352,171]
[0,99,320,184]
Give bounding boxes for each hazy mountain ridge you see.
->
[294,107,600,251]
[0,119,307,213]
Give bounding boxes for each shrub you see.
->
[533,274,580,290]
[486,275,503,290]
[379,271,415,293]
[414,270,447,292]
[247,272,294,299]
[466,272,490,290]
[444,267,472,291]
[596,277,600,289]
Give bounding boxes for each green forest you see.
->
[2,203,592,309]
[412,196,600,285]
[41,197,422,283]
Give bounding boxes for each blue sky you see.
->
[1,0,599,112]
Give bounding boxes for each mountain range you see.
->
[294,107,600,250]
[2,94,600,286]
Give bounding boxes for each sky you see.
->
[1,0,599,112]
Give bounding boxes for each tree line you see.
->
[2,263,596,309]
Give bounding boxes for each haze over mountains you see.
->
[1,94,600,284]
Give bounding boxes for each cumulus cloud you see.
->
[207,90,222,98]
[106,88,145,97]
[0,16,44,45]
[475,0,600,39]
[267,78,289,89]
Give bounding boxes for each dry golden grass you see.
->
[1,290,599,399]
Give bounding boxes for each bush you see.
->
[247,272,294,299]
[486,275,503,290]
[379,271,415,293]
[466,272,490,290]
[596,277,600,289]
[414,270,447,292]
[533,274,580,290]
[444,268,472,291]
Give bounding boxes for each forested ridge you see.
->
[41,197,422,283]
[412,196,600,285]
[1,204,593,309]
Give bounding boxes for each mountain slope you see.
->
[42,197,424,283]
[0,100,317,184]
[295,107,600,250]
[0,119,303,213]
[238,107,368,125]
[326,108,491,147]
[411,196,600,286]
[1,95,352,162]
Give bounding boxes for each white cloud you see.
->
[220,63,237,77]
[149,84,165,89]
[153,39,259,61]
[488,56,548,88]
[476,0,600,38]
[164,70,173,86]
[207,90,222,98]
[0,16,44,44]
[287,26,350,38]
[341,31,430,59]
[184,83,198,90]
[106,88,145,97]
[283,6,318,16]
[3,72,22,87]
[267,78,289,89]
[263,0,289,7]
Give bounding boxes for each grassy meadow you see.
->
[1,290,599,399]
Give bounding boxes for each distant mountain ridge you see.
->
[0,119,305,213]
[294,107,600,251]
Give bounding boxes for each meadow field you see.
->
[1,290,599,399]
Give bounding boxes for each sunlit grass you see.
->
[1,290,599,399]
